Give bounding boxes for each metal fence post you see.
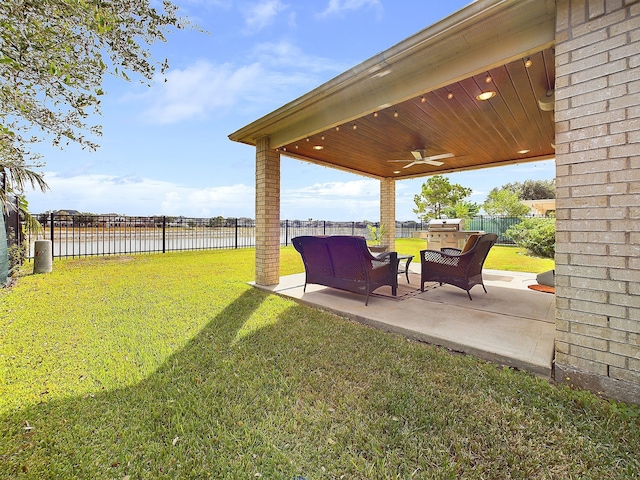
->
[49,212,55,257]
[14,196,21,246]
[285,219,289,246]
[235,218,238,249]
[162,216,166,253]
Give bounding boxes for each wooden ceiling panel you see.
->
[279,48,555,179]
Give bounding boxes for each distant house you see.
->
[521,199,556,216]
[100,214,126,228]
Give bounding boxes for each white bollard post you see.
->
[33,240,53,274]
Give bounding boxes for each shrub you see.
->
[7,228,27,277]
[505,217,555,258]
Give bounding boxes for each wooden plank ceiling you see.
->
[278,48,555,180]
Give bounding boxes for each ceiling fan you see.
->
[388,149,454,168]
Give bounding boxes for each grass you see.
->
[0,246,638,478]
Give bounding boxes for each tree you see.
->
[500,179,555,200]
[413,175,473,221]
[444,200,481,220]
[209,216,225,227]
[0,155,47,215]
[483,189,530,216]
[0,0,190,209]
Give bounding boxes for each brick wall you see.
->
[255,136,281,286]
[555,0,640,404]
[380,178,396,251]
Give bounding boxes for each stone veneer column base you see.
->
[555,364,640,405]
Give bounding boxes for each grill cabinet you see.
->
[426,219,483,251]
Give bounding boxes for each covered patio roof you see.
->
[229,0,557,180]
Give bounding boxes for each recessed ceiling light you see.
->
[393,170,401,174]
[518,149,530,154]
[447,92,454,100]
[313,145,324,150]
[525,58,533,68]
[476,91,496,101]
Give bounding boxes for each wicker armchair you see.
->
[420,233,498,300]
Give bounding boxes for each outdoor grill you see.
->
[426,219,484,251]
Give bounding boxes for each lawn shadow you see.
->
[0,288,318,478]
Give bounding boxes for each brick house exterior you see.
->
[554,0,639,404]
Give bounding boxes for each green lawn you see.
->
[1,247,638,479]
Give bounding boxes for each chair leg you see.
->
[482,283,487,293]
[467,290,473,300]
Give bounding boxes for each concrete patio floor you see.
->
[254,267,556,378]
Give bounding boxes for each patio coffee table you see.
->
[397,254,414,283]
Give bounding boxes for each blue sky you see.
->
[25,0,554,221]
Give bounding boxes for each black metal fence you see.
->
[18,213,527,260]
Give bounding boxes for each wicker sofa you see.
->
[292,235,398,305]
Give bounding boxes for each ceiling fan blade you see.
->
[388,151,453,168]
[423,153,454,161]
[411,150,424,160]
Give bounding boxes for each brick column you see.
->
[255,136,280,286]
[380,178,396,252]
[554,0,640,404]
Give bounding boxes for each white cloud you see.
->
[26,172,255,218]
[26,174,385,221]
[289,179,378,197]
[319,0,382,17]
[282,179,380,220]
[251,40,348,73]
[243,0,289,33]
[135,39,344,124]
[139,60,265,124]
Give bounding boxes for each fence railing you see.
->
[21,215,427,259]
[18,214,527,260]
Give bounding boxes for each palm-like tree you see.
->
[1,160,48,233]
